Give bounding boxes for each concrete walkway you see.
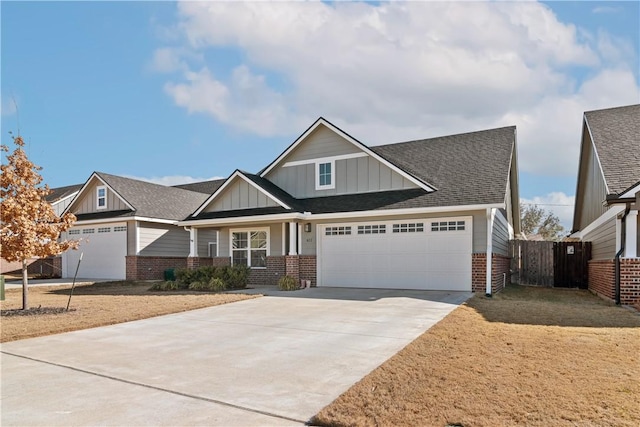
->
[1,287,471,426]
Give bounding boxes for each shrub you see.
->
[208,277,227,292]
[224,265,251,289]
[175,265,250,290]
[278,275,299,291]
[149,281,181,291]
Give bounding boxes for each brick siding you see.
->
[588,258,640,306]
[126,256,188,281]
[299,255,317,287]
[248,256,285,286]
[472,253,511,294]
[2,257,61,277]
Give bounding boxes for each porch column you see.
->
[288,222,298,255]
[189,228,198,257]
[624,210,638,258]
[486,208,496,296]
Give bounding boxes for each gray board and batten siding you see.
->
[265,125,418,199]
[574,126,609,230]
[137,222,191,257]
[72,179,129,215]
[204,179,280,213]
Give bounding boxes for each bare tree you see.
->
[1,135,78,309]
[520,203,565,241]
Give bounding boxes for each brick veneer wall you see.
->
[285,255,300,281]
[472,253,511,294]
[126,256,187,281]
[588,260,615,301]
[248,256,285,286]
[588,259,640,306]
[24,257,62,278]
[620,259,640,305]
[299,256,317,287]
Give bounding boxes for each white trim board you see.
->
[283,152,368,168]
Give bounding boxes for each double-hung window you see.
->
[97,186,107,209]
[316,161,335,190]
[231,230,268,268]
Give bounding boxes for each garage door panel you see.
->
[320,218,472,291]
[64,224,126,280]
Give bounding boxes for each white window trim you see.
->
[229,227,270,269]
[96,185,107,210]
[315,160,336,190]
[208,231,219,257]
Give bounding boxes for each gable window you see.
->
[316,161,335,190]
[231,229,268,268]
[97,186,107,209]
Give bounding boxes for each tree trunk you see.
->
[22,259,29,310]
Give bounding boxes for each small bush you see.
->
[149,281,182,291]
[187,278,227,292]
[224,265,251,289]
[173,265,251,290]
[278,275,299,291]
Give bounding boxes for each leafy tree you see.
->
[520,203,565,241]
[1,135,78,309]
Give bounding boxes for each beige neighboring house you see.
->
[570,104,640,305]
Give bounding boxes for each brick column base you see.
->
[472,253,511,294]
[285,255,300,281]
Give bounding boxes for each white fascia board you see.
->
[572,205,624,239]
[620,181,640,198]
[178,212,304,227]
[304,203,504,221]
[283,152,368,168]
[584,116,610,195]
[72,216,177,227]
[259,118,437,193]
[63,172,135,215]
[193,171,290,217]
[51,191,79,208]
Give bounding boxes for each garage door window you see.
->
[98,227,111,233]
[325,226,351,236]
[82,228,95,234]
[431,221,465,231]
[357,224,386,234]
[114,226,127,232]
[392,223,424,233]
[231,230,268,268]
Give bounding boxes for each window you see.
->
[357,224,386,235]
[431,221,465,231]
[82,228,95,234]
[68,229,80,235]
[208,241,218,257]
[231,230,268,268]
[98,227,111,233]
[113,226,127,232]
[392,223,424,233]
[97,186,106,209]
[325,226,351,236]
[316,161,335,190]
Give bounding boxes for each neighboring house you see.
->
[571,104,640,305]
[59,172,219,280]
[0,184,82,276]
[178,118,521,293]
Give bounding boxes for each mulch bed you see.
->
[2,306,76,317]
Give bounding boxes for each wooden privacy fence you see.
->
[509,240,591,288]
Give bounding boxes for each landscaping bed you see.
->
[313,285,640,427]
[0,281,258,342]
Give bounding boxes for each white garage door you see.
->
[318,217,472,291]
[63,223,127,280]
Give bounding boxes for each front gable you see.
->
[261,118,435,199]
[65,173,133,216]
[193,171,290,216]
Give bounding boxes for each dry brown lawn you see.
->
[313,285,640,427]
[1,281,258,342]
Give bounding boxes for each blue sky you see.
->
[2,1,639,230]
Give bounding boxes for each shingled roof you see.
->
[45,184,82,203]
[186,126,516,222]
[585,104,640,195]
[372,126,516,207]
[77,172,210,221]
[172,179,225,195]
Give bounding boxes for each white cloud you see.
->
[521,192,576,231]
[157,1,639,178]
[124,174,224,186]
[592,6,622,14]
[1,96,18,116]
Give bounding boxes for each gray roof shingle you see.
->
[95,172,209,221]
[172,179,225,194]
[45,184,82,203]
[372,126,516,207]
[585,104,640,194]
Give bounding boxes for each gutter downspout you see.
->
[614,204,631,305]
[486,208,496,297]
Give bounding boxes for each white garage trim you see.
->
[317,216,473,291]
[63,222,127,280]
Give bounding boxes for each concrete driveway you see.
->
[1,287,470,426]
